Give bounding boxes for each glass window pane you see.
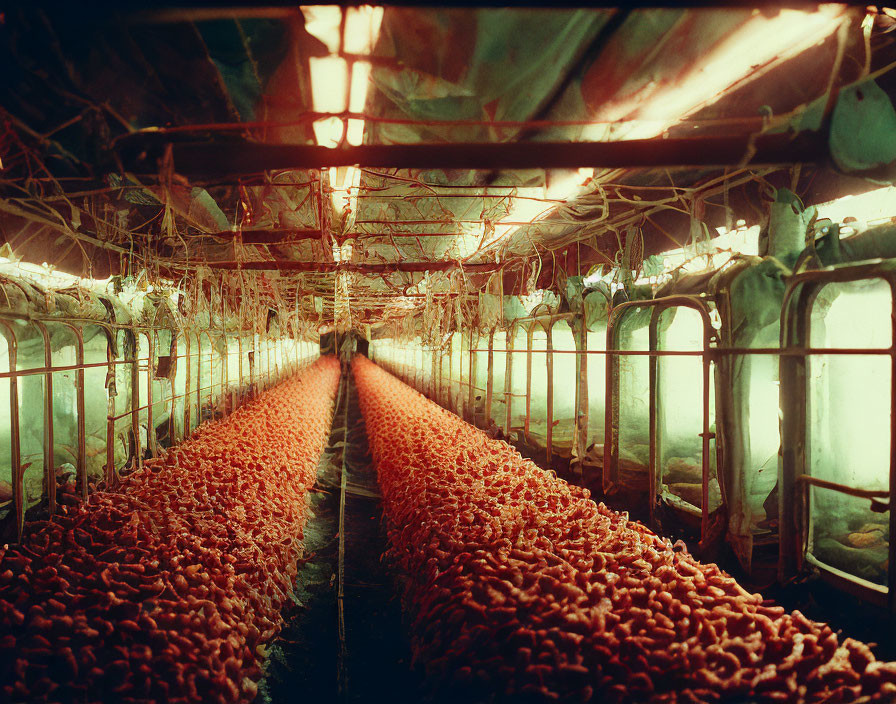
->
[188,334,201,433]
[551,320,577,457]
[451,333,463,413]
[152,329,173,448]
[807,278,891,586]
[656,307,720,513]
[0,331,14,515]
[616,310,650,486]
[83,326,109,480]
[491,331,507,430]
[46,324,79,475]
[528,324,549,449]
[112,330,135,471]
[137,333,151,455]
[508,326,528,436]
[810,486,889,588]
[586,327,607,447]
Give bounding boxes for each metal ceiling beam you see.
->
[122,132,826,176]
[40,0,867,28]
[110,0,877,19]
[190,229,322,244]
[181,260,503,273]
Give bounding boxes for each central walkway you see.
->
[262,372,422,703]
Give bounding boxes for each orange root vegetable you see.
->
[352,355,896,704]
[0,356,340,703]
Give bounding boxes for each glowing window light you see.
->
[301,5,343,53]
[309,56,349,113]
[583,6,848,141]
[330,166,362,215]
[0,257,112,290]
[344,6,385,55]
[313,116,345,148]
[346,118,365,146]
[815,185,896,235]
[488,170,593,243]
[349,61,372,113]
[332,240,354,262]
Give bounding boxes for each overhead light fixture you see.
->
[584,6,848,141]
[493,6,848,253]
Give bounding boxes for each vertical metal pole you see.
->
[220,332,227,415]
[72,327,87,497]
[104,327,115,486]
[168,333,177,445]
[525,325,533,443]
[604,315,618,494]
[184,333,192,433]
[575,319,589,481]
[889,278,896,612]
[238,335,244,404]
[128,332,140,470]
[701,332,712,543]
[37,323,55,514]
[147,333,157,457]
[778,284,811,582]
[485,329,494,427]
[447,343,453,413]
[505,326,514,434]
[467,331,476,423]
[648,311,659,528]
[249,335,256,397]
[546,321,554,463]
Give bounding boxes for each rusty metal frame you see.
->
[647,296,719,541]
[605,300,649,495]
[183,333,193,439]
[604,296,719,539]
[68,324,88,499]
[199,330,215,421]
[545,314,580,465]
[579,287,612,484]
[505,324,515,434]
[124,329,142,473]
[33,321,56,514]
[485,329,495,427]
[247,333,256,398]
[467,331,477,423]
[0,321,22,540]
[0,289,298,542]
[98,324,140,485]
[779,261,896,611]
[448,334,456,414]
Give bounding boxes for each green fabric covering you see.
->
[830,78,896,179]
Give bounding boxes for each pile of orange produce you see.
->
[0,356,340,703]
[353,355,896,703]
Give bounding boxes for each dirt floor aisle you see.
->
[261,373,421,703]
[339,375,424,703]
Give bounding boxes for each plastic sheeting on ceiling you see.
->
[0,4,891,331]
